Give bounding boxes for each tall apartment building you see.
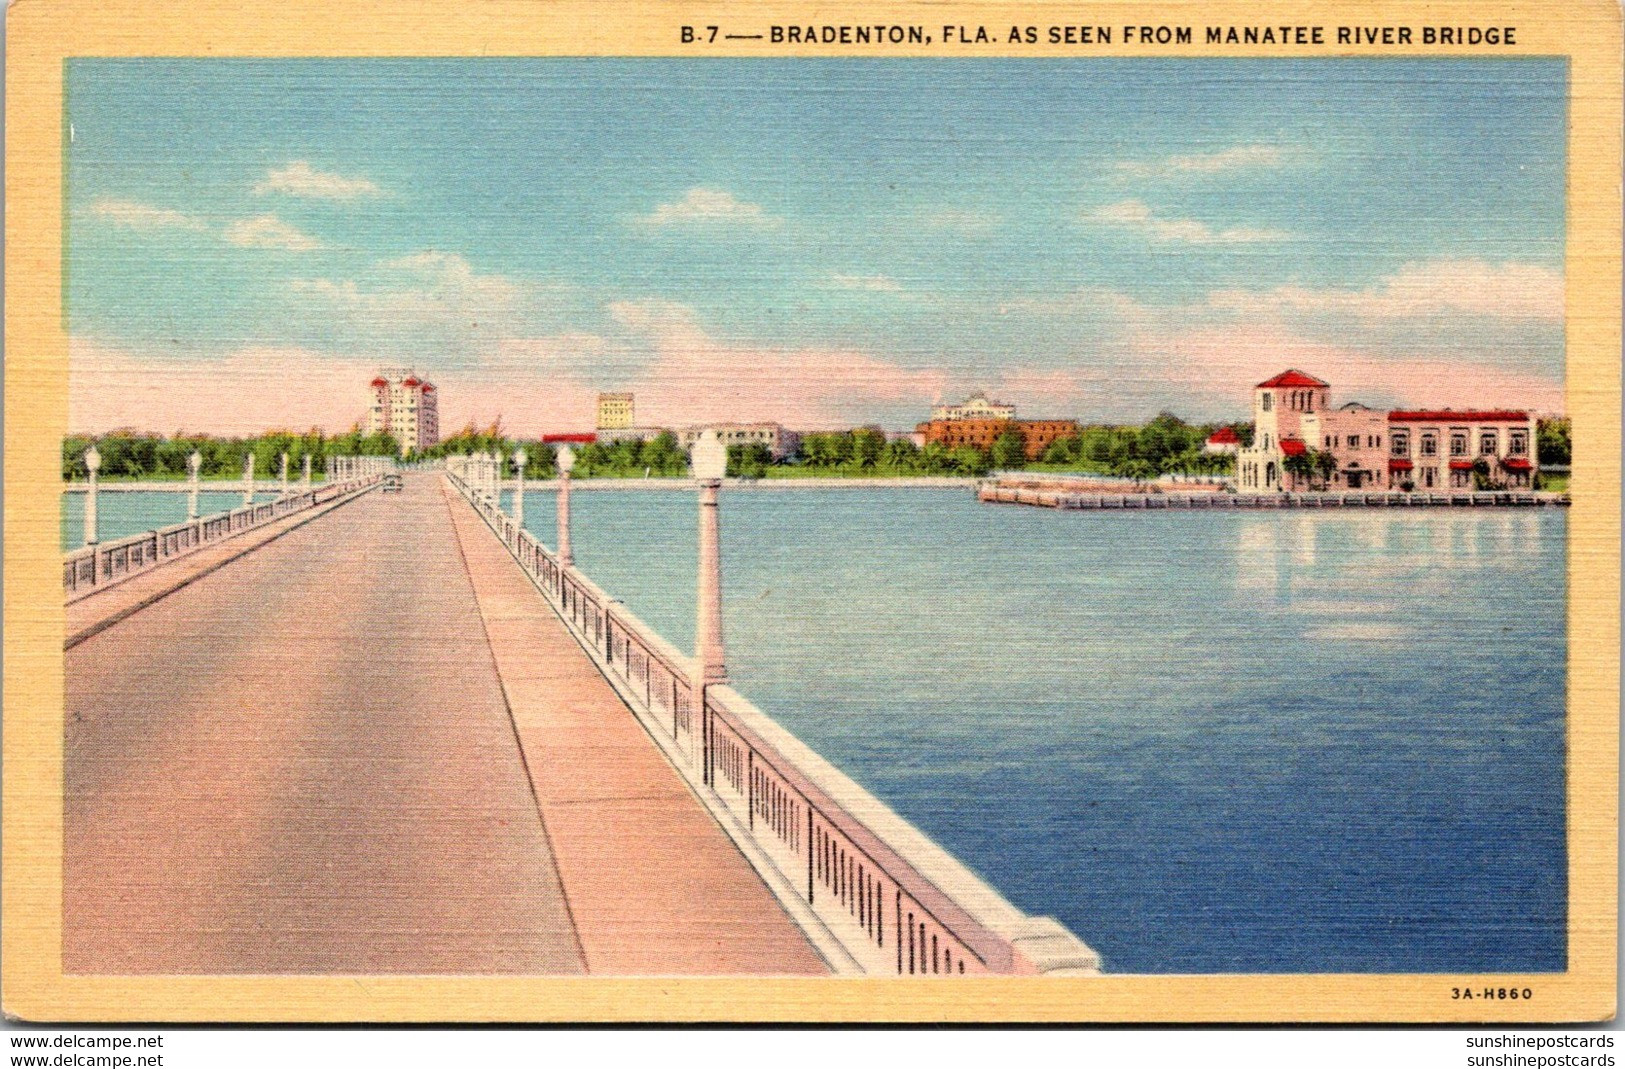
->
[367,367,439,457]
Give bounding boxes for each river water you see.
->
[508,486,1567,974]
[62,490,284,551]
[61,485,1566,972]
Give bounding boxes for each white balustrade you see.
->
[440,461,1101,977]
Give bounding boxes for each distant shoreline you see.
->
[61,480,325,493]
[63,475,980,493]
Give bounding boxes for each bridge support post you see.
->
[280,452,289,496]
[242,454,255,508]
[302,453,312,491]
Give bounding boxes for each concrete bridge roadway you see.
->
[63,471,827,975]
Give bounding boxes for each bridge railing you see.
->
[447,468,1100,977]
[63,476,381,602]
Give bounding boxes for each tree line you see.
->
[63,429,401,480]
[72,413,1552,484]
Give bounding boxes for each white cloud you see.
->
[383,250,523,304]
[225,215,324,251]
[1205,260,1563,322]
[1089,199,1292,245]
[1115,144,1292,178]
[294,251,529,331]
[90,199,205,231]
[607,299,944,427]
[255,161,383,199]
[634,187,782,230]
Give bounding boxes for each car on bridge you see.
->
[381,474,404,493]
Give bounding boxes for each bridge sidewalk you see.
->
[65,485,373,649]
[442,480,829,976]
[64,475,586,974]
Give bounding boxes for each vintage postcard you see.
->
[3,0,1619,1025]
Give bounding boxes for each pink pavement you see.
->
[442,478,829,976]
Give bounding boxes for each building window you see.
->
[1324,436,1332,447]
[1510,430,1528,456]
[1481,432,1498,455]
[1420,433,1437,457]
[1261,392,1272,412]
[1391,433,1409,457]
[1347,435,1359,449]
[1450,433,1468,456]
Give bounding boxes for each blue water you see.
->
[535,487,1565,973]
[61,490,283,550]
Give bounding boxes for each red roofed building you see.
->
[1204,426,1242,455]
[1385,408,1536,490]
[1236,369,1332,490]
[366,367,440,456]
[1237,371,1539,491]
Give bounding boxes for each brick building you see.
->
[915,418,1078,460]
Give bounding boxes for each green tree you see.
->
[851,427,885,469]
[1119,458,1155,482]
[990,428,1027,470]
[1312,449,1338,490]
[948,445,993,477]
[1537,417,1570,466]
[1281,450,1314,489]
[883,438,920,471]
[726,442,773,478]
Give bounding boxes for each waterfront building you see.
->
[676,423,801,460]
[915,417,1078,460]
[1204,427,1242,454]
[930,391,1016,421]
[1235,369,1538,491]
[596,426,669,445]
[597,392,635,430]
[367,368,439,457]
[593,392,667,443]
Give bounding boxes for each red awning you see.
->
[1449,460,1475,470]
[543,433,597,444]
[1256,369,1330,389]
[370,377,388,388]
[1388,459,1413,471]
[1502,457,1533,471]
[1280,438,1308,456]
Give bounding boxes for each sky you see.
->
[65,58,1567,436]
